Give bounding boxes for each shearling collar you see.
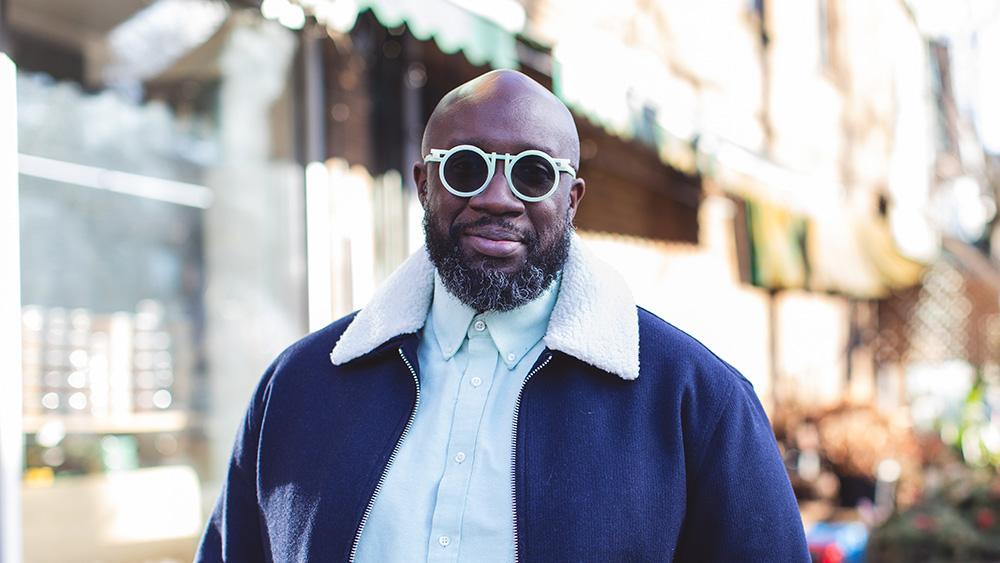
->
[329,234,640,380]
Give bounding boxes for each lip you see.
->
[464,225,522,241]
[462,227,524,258]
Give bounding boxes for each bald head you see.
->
[421,70,581,168]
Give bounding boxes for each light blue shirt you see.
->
[353,272,559,562]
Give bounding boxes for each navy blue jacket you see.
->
[196,307,809,562]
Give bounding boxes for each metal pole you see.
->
[0,51,23,563]
[0,0,9,54]
[303,24,326,165]
[768,288,780,412]
[302,23,334,330]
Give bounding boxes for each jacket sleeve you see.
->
[194,358,280,563]
[674,376,810,562]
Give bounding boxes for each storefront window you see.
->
[11,1,307,560]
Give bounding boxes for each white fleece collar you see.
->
[329,234,640,380]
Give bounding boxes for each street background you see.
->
[2,0,1000,561]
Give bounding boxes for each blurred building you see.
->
[3,0,1000,561]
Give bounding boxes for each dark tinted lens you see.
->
[511,154,556,198]
[443,149,488,193]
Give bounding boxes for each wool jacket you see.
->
[196,236,810,563]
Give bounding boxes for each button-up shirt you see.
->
[353,272,559,562]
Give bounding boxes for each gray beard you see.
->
[424,213,573,312]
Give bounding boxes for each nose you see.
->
[468,164,524,216]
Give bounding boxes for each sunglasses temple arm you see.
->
[555,161,577,178]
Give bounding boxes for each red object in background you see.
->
[809,542,845,563]
[976,508,995,530]
[913,513,937,532]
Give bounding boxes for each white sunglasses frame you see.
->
[423,144,577,203]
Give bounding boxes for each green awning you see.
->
[712,139,928,297]
[745,199,809,290]
[298,0,518,69]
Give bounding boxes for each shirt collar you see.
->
[430,272,560,369]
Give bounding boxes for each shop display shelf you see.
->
[23,411,195,435]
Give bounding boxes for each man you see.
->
[196,70,809,562]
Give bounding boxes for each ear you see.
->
[413,160,430,209]
[566,177,585,222]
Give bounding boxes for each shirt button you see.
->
[470,376,482,387]
[454,452,466,463]
[473,320,486,332]
[506,353,516,363]
[438,535,451,547]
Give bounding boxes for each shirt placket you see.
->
[426,315,498,562]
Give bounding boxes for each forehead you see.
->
[430,94,573,156]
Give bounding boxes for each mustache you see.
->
[448,217,537,245]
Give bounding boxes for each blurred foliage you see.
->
[950,371,1000,469]
[866,468,1000,562]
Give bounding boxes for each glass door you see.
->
[9,1,308,560]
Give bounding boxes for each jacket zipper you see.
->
[510,352,553,563]
[348,347,421,563]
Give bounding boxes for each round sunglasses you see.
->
[424,144,577,202]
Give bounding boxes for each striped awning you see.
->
[293,0,519,69]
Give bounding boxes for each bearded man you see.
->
[196,70,810,562]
